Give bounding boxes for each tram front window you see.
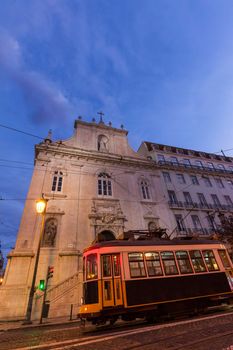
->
[218,250,231,268]
[86,253,98,280]
[102,255,112,277]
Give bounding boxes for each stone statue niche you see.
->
[42,218,57,247]
[97,134,109,152]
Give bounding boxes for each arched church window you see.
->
[98,172,112,196]
[141,180,150,200]
[52,171,63,192]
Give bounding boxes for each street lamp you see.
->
[23,196,48,324]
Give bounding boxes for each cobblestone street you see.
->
[1,311,233,349]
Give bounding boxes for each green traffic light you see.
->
[39,279,45,291]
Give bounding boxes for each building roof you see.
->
[143,141,233,163]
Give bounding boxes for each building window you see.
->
[98,172,112,196]
[168,190,178,204]
[191,215,202,230]
[183,192,193,204]
[227,180,233,189]
[176,173,186,184]
[197,193,207,206]
[206,162,214,170]
[162,171,171,183]
[157,154,165,163]
[206,215,216,230]
[52,171,63,192]
[170,156,178,164]
[215,178,224,189]
[211,194,221,207]
[176,251,193,274]
[175,214,186,232]
[203,176,212,187]
[195,160,203,168]
[140,180,150,200]
[182,159,191,166]
[128,253,146,278]
[190,175,199,185]
[217,164,225,171]
[224,195,233,206]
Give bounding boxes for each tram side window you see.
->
[202,250,219,271]
[161,251,179,275]
[218,250,231,268]
[176,251,193,274]
[128,252,146,278]
[189,250,206,273]
[145,252,163,276]
[86,254,98,280]
[102,255,112,277]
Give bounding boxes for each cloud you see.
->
[0,29,73,124]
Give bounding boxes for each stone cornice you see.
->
[59,250,82,257]
[35,143,156,170]
[35,143,233,178]
[7,251,34,258]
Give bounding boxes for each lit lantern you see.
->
[36,199,47,214]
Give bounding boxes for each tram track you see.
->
[13,309,233,350]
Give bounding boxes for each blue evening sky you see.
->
[1,0,233,259]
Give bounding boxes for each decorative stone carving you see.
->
[97,135,109,152]
[89,199,127,238]
[101,213,116,224]
[42,218,57,247]
[148,221,158,232]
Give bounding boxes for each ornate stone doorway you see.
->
[89,199,127,240]
[97,230,115,242]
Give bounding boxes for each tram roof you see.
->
[84,239,222,252]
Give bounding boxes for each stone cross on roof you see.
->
[97,111,104,124]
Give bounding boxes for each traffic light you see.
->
[39,279,45,291]
[47,266,54,279]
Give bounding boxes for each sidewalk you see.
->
[0,316,80,332]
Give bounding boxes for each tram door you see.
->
[101,254,123,307]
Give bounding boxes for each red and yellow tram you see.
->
[78,237,233,324]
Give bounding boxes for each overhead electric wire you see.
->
[0,123,44,140]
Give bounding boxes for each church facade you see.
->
[1,117,233,320]
[0,118,167,319]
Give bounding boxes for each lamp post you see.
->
[23,196,48,324]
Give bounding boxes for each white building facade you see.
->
[1,118,233,320]
[138,141,233,238]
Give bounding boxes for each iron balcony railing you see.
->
[158,160,233,175]
[175,227,216,236]
[168,200,233,212]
